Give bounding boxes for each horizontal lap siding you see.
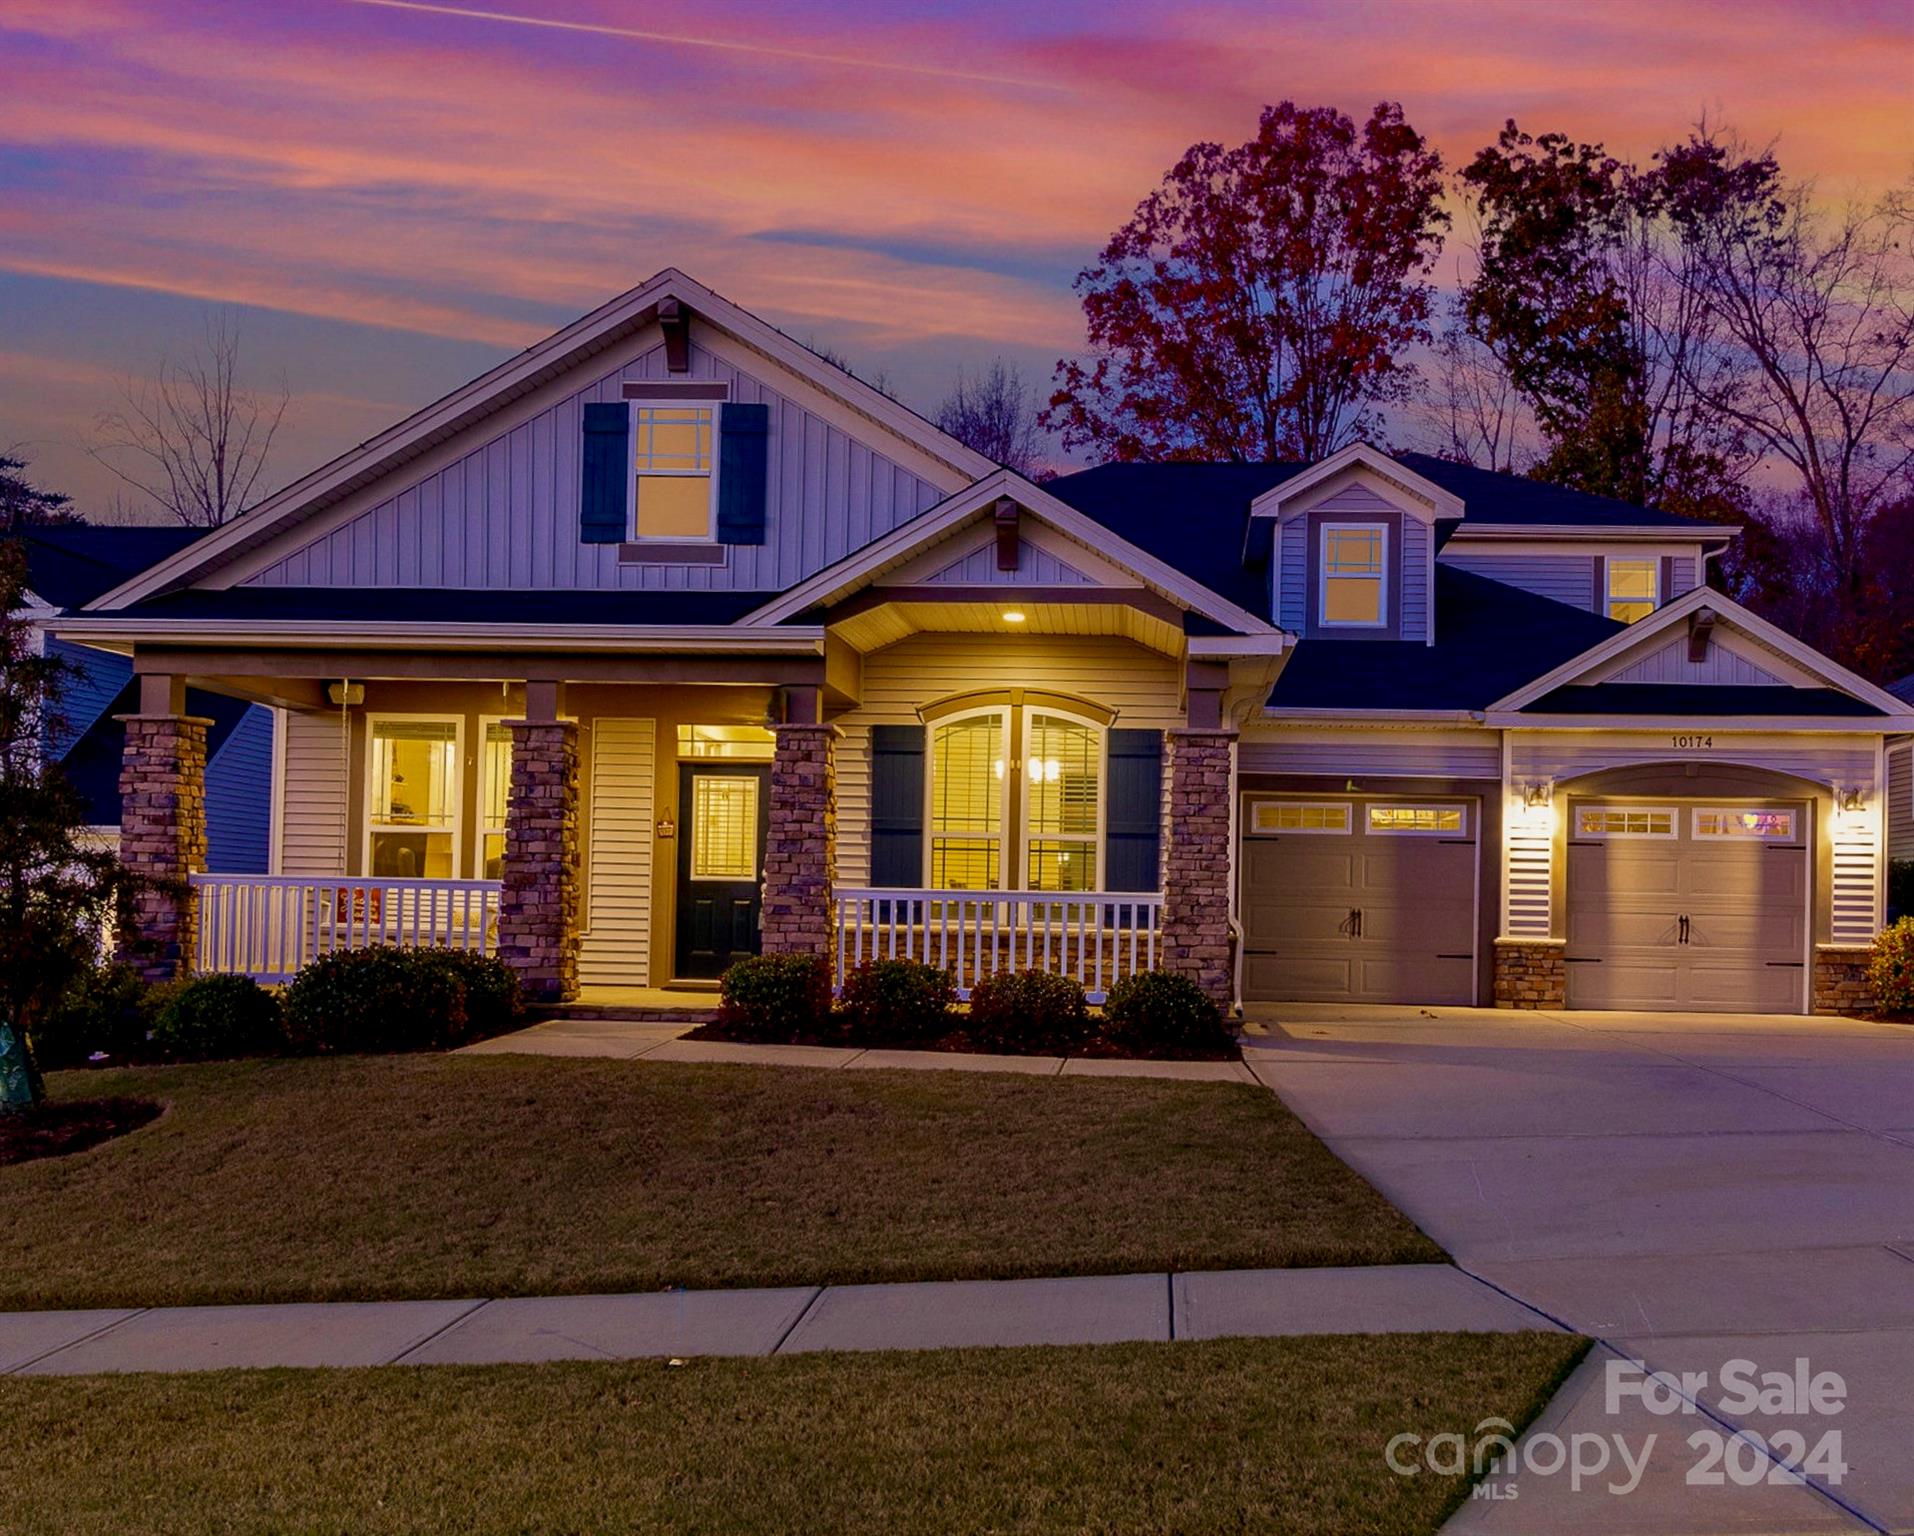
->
[205,705,274,873]
[1277,521,1306,631]
[1891,745,1913,866]
[580,719,655,987]
[1439,552,1596,611]
[1510,737,1879,788]
[279,710,348,875]
[835,636,1184,888]
[1238,735,1500,779]
[244,341,944,593]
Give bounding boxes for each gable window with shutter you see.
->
[631,404,715,540]
[579,395,770,551]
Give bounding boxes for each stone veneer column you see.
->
[495,719,581,1004]
[1493,938,1567,1009]
[1161,728,1235,1009]
[761,723,838,956]
[118,714,210,982]
[1812,944,1876,1016]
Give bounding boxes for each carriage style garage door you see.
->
[1564,801,1809,1013]
[1241,797,1478,1005]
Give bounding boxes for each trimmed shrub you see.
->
[965,969,1091,1054]
[837,958,956,1043]
[282,946,473,1056]
[1100,971,1235,1057]
[151,974,284,1062]
[408,948,521,1039]
[29,963,157,1069]
[1870,917,1914,1018]
[718,954,834,1040]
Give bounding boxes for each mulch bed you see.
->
[0,1098,163,1167]
[687,1018,1239,1062]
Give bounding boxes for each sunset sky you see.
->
[4,0,1910,514]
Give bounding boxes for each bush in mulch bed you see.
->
[0,1098,162,1167]
[1869,916,1914,1022]
[697,959,1239,1061]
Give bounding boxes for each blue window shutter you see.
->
[1104,729,1162,892]
[716,401,770,545]
[870,725,925,887]
[580,401,629,544]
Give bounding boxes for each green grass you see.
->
[0,1333,1587,1535]
[3,1054,1441,1310]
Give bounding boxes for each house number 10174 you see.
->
[1671,734,1714,749]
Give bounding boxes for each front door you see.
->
[674,764,770,979]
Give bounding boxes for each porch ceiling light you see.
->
[1001,610,1026,624]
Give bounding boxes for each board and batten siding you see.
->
[834,635,1183,888]
[922,540,1096,586]
[242,340,945,594]
[579,719,655,988]
[277,709,349,875]
[1238,732,1501,780]
[1600,635,1804,687]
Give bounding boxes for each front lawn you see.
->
[2,1055,1441,1310]
[0,1333,1586,1535]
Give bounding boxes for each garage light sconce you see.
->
[1835,787,1868,818]
[1523,780,1554,811]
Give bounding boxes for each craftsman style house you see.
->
[53,271,1914,1016]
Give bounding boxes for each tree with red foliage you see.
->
[1043,102,1448,463]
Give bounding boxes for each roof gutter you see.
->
[45,617,827,657]
[1445,524,1737,543]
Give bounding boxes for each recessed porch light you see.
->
[1002,610,1026,623]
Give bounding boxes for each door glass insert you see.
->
[690,775,759,881]
[1694,808,1796,840]
[1249,801,1352,835]
[1575,805,1676,838]
[1368,804,1467,835]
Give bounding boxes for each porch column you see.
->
[762,720,838,956]
[117,675,209,982]
[1162,728,1235,1009]
[496,695,581,1004]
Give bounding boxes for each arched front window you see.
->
[926,703,1104,892]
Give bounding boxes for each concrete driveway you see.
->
[1243,1004,1914,1536]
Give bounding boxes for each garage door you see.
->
[1241,798,1478,1004]
[1565,801,1808,1012]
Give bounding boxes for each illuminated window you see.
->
[1249,802,1352,835]
[1368,805,1466,835]
[1607,559,1659,623]
[368,719,459,878]
[477,723,512,880]
[1576,805,1675,838]
[676,724,776,761]
[1695,808,1796,840]
[928,711,1005,890]
[631,404,714,540]
[1024,713,1101,892]
[689,775,759,881]
[1320,524,1386,627]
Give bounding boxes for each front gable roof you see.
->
[84,269,996,613]
[1488,586,1914,727]
[1247,443,1465,524]
[740,468,1279,637]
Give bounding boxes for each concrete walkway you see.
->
[1244,1003,1914,1536]
[0,1264,1549,1376]
[459,1017,1262,1081]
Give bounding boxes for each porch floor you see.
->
[527,986,723,1026]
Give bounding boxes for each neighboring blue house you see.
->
[20,525,274,872]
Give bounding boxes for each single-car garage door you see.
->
[1241,797,1478,1005]
[1565,800,1808,1012]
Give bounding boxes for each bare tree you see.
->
[88,312,290,528]
[1412,298,1533,471]
[936,359,1043,473]
[1667,139,1914,599]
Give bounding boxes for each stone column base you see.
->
[496,719,581,1005]
[1493,938,1566,1009]
[1162,729,1235,1009]
[1813,945,1876,1016]
[117,713,211,983]
[762,723,838,957]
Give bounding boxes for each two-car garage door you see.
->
[1241,797,1478,1005]
[1564,800,1809,1013]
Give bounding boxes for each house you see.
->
[19,525,275,870]
[49,270,1914,1015]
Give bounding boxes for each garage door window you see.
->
[1368,805,1466,835]
[1575,805,1676,838]
[1249,801,1351,835]
[1695,808,1796,839]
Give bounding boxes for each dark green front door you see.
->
[674,764,770,979]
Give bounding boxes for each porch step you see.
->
[528,1001,722,1025]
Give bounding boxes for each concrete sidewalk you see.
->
[1,1264,1553,1376]
[459,1019,1261,1082]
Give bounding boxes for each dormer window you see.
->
[1320,524,1387,628]
[1607,559,1659,624]
[631,403,715,540]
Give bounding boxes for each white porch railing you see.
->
[191,875,503,984]
[833,888,1163,1003]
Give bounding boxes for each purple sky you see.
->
[4,0,1909,514]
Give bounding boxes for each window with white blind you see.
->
[925,706,1104,892]
[367,718,460,878]
[689,775,760,881]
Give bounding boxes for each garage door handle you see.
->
[1677,914,1691,945]
[1766,961,1805,968]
